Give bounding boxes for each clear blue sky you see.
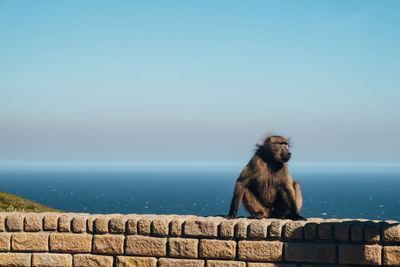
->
[1,1,399,164]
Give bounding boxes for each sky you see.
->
[1,1,400,164]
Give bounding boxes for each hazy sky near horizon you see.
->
[1,1,400,164]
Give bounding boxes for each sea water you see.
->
[0,163,399,220]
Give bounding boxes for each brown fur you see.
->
[226,135,305,220]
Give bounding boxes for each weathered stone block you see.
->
[238,241,283,261]
[72,216,87,233]
[152,219,169,236]
[12,233,48,252]
[24,214,42,232]
[235,220,249,239]
[285,243,335,263]
[383,246,400,266]
[93,234,124,254]
[0,253,31,267]
[335,223,350,241]
[0,233,10,252]
[32,253,72,267]
[268,220,286,239]
[73,254,113,267]
[168,238,198,258]
[248,263,296,267]
[351,224,363,242]
[318,223,333,240]
[184,219,218,237]
[50,233,92,253]
[219,220,235,238]
[138,218,152,235]
[200,239,236,259]
[304,223,317,240]
[109,217,125,233]
[364,224,380,242]
[170,218,184,236]
[338,244,381,265]
[43,214,59,231]
[248,220,269,239]
[0,215,5,232]
[207,260,245,267]
[159,258,204,267]
[94,217,109,234]
[126,218,137,234]
[125,235,167,256]
[284,221,305,240]
[383,224,400,243]
[58,215,71,232]
[116,256,157,267]
[6,214,24,232]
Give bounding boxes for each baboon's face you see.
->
[266,136,291,163]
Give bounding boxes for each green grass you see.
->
[0,191,60,212]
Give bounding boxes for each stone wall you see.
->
[0,212,400,266]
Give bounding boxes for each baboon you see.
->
[226,135,306,220]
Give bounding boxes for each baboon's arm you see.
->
[282,184,306,220]
[227,181,246,219]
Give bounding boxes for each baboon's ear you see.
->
[264,136,271,143]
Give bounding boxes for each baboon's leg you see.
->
[293,181,303,211]
[242,189,270,219]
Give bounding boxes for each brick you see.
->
[304,223,317,240]
[338,244,381,265]
[285,243,335,263]
[383,224,400,243]
[383,246,400,266]
[235,220,249,239]
[73,254,113,267]
[269,220,286,239]
[248,220,269,239]
[50,233,92,253]
[238,241,283,261]
[0,215,5,231]
[94,217,109,234]
[248,264,296,267]
[138,217,152,235]
[184,219,218,237]
[159,258,204,267]
[0,233,10,251]
[126,218,137,234]
[58,215,71,232]
[284,221,305,240]
[152,219,169,236]
[351,224,363,242]
[6,214,24,231]
[170,218,184,236]
[207,260,245,267]
[72,216,87,233]
[364,224,380,242]
[116,256,157,267]
[125,235,167,256]
[24,215,42,232]
[168,238,198,258]
[12,233,48,252]
[219,221,235,238]
[0,253,31,267]
[93,234,124,254]
[334,223,350,241]
[200,239,236,259]
[109,217,125,233]
[43,214,58,231]
[318,223,333,240]
[87,216,96,233]
[32,253,72,267]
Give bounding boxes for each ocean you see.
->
[0,163,400,221]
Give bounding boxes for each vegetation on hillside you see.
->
[0,191,60,212]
